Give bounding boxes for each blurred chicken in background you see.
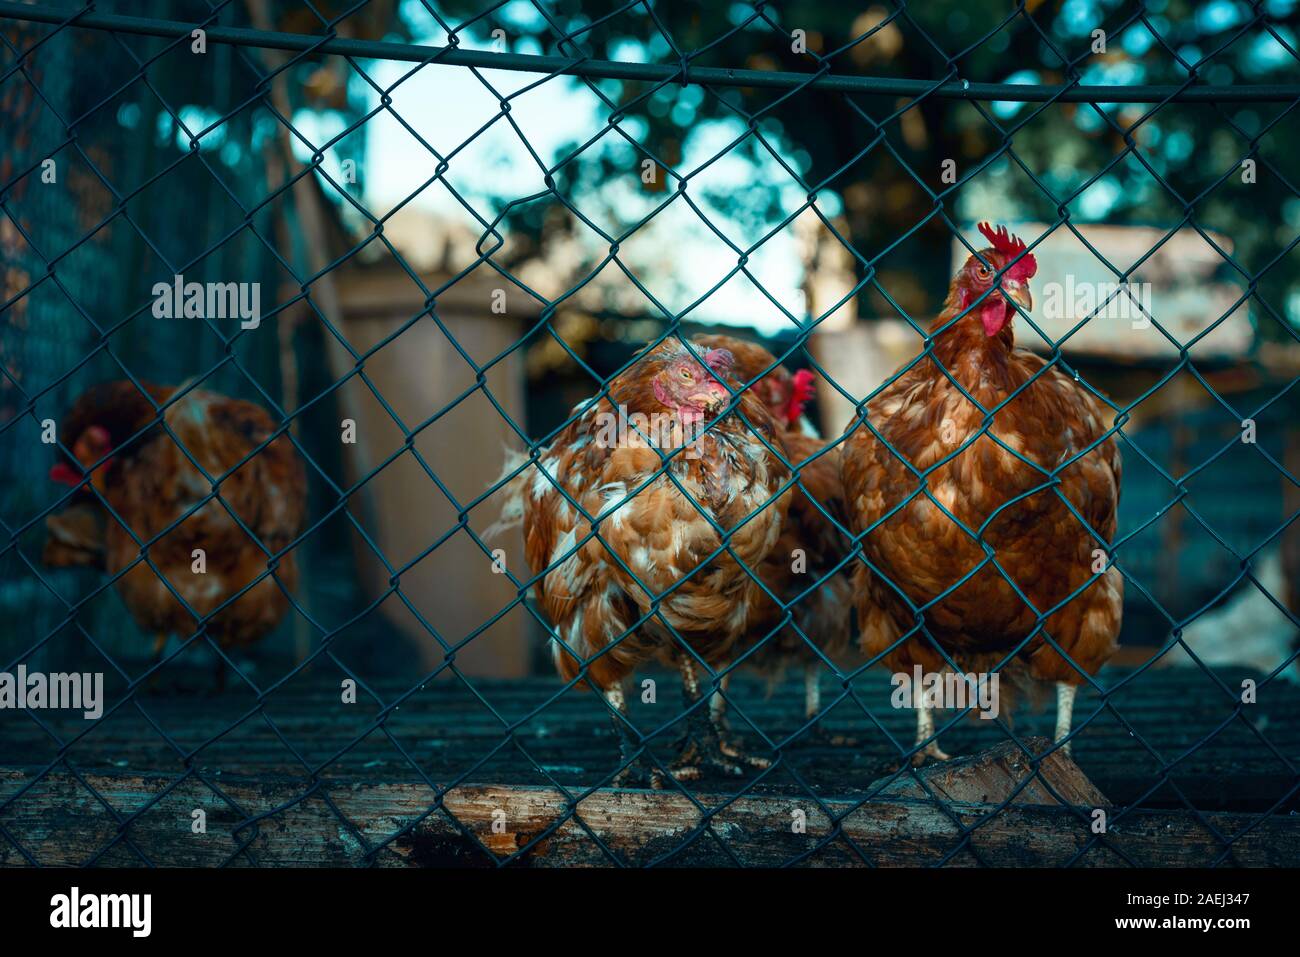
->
[43,381,306,687]
[692,334,857,745]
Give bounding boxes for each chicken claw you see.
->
[911,699,951,766]
[670,714,769,781]
[612,760,667,790]
[605,685,666,790]
[671,657,771,781]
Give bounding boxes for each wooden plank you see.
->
[2,744,1297,867]
[2,668,1296,814]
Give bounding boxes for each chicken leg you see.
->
[708,671,731,732]
[1054,682,1077,756]
[912,687,951,766]
[803,665,858,747]
[606,683,664,789]
[707,670,773,754]
[713,665,856,748]
[671,656,770,781]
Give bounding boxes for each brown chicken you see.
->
[694,334,819,435]
[43,381,307,685]
[841,223,1123,762]
[494,338,793,784]
[692,334,855,742]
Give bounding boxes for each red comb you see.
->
[703,347,734,372]
[785,369,816,425]
[49,462,83,487]
[977,222,1036,278]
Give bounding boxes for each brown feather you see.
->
[497,339,795,691]
[691,334,856,681]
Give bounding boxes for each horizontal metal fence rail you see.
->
[0,0,1297,867]
[5,2,1300,101]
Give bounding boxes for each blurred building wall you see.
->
[335,266,532,677]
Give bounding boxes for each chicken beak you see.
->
[1004,280,1032,313]
[690,390,726,414]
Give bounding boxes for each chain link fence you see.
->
[1,0,1298,867]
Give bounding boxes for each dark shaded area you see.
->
[4,666,1297,814]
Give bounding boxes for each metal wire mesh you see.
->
[1,0,1298,868]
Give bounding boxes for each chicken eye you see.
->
[976,263,991,279]
[679,368,693,380]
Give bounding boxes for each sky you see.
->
[284,1,820,335]
[269,0,1300,331]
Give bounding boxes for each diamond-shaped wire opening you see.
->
[2,0,1299,869]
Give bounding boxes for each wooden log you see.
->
[874,737,1111,807]
[3,747,1296,867]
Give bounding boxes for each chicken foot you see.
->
[711,666,856,748]
[606,683,665,789]
[802,666,858,747]
[707,671,764,753]
[671,656,771,781]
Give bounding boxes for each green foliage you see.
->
[424,0,1300,336]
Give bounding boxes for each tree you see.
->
[425,0,1300,340]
